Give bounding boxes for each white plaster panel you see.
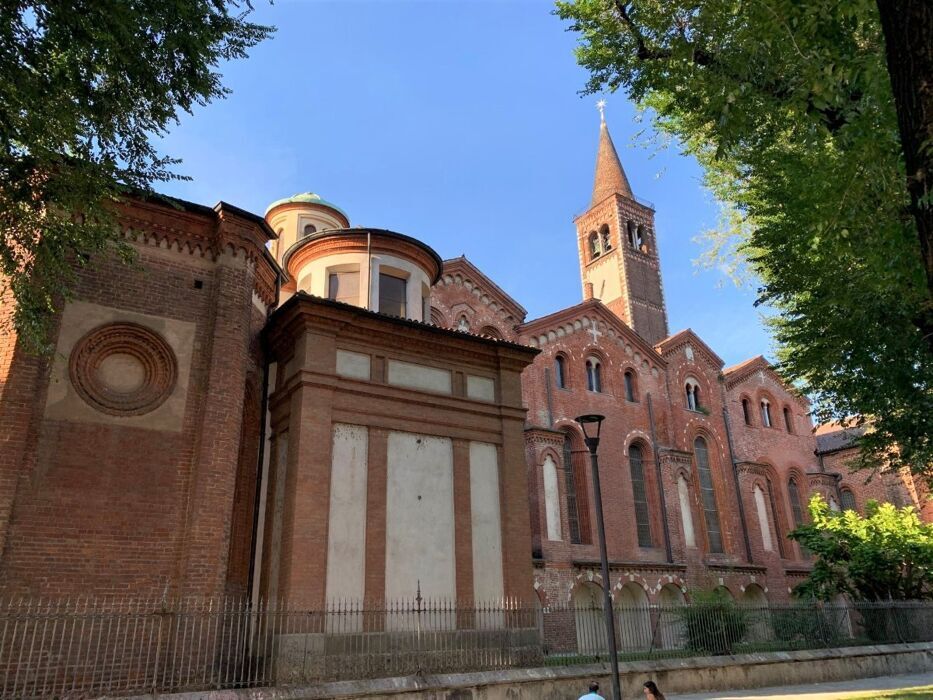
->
[543,455,562,541]
[325,424,369,604]
[754,485,774,552]
[584,252,623,303]
[385,432,455,602]
[336,350,371,381]
[466,375,495,402]
[677,476,696,548]
[386,360,452,394]
[470,442,504,605]
[44,301,195,431]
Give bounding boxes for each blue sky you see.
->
[156,0,773,367]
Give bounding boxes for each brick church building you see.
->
[0,114,928,610]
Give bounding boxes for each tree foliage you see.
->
[0,0,273,351]
[555,0,933,478]
[790,496,933,601]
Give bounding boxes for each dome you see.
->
[264,192,348,219]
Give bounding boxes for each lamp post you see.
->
[575,414,621,700]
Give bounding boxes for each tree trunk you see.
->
[876,0,933,349]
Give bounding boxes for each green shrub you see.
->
[676,590,749,655]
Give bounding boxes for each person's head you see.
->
[589,681,600,693]
[644,680,661,696]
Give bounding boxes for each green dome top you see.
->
[264,192,348,219]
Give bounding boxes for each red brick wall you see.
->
[0,201,272,599]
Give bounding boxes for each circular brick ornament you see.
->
[69,322,178,416]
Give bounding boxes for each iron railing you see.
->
[1,597,932,698]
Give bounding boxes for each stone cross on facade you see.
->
[588,324,602,345]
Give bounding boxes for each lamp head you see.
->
[575,414,606,445]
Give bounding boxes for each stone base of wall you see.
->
[128,642,933,700]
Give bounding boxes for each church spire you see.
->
[590,103,633,205]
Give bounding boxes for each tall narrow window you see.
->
[635,225,645,249]
[586,359,602,393]
[840,489,857,512]
[627,220,638,248]
[742,399,752,425]
[327,270,360,305]
[783,407,794,433]
[555,355,567,389]
[760,399,772,427]
[624,370,636,402]
[563,436,580,544]
[378,273,407,317]
[788,478,809,558]
[629,444,653,547]
[563,435,591,545]
[694,437,723,553]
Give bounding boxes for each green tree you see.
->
[554,0,933,478]
[1,1,273,351]
[790,496,933,601]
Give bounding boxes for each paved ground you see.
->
[670,672,933,699]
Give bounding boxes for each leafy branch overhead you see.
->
[0,1,273,352]
[556,0,932,476]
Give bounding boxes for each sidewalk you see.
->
[671,672,933,699]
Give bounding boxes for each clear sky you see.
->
[156,0,774,367]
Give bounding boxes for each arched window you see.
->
[742,398,752,425]
[788,477,809,558]
[627,220,638,248]
[600,224,612,251]
[555,355,567,389]
[694,437,723,553]
[563,433,591,545]
[840,489,857,512]
[788,478,805,528]
[783,407,794,433]
[303,223,317,237]
[479,325,502,339]
[624,370,637,402]
[629,444,653,547]
[586,358,602,393]
[685,379,701,411]
[588,231,601,259]
[760,399,772,427]
[635,225,645,250]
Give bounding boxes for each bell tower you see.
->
[575,106,669,345]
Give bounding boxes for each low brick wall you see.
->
[128,642,933,700]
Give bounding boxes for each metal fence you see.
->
[2,596,932,699]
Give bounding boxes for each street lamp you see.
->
[575,414,621,700]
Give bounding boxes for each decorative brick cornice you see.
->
[519,299,666,372]
[723,355,809,409]
[115,196,279,306]
[440,257,526,323]
[655,328,724,370]
[807,471,841,488]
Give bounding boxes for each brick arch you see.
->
[738,393,756,426]
[570,572,609,601]
[649,574,688,601]
[622,431,653,456]
[429,306,447,327]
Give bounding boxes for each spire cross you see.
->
[596,99,606,122]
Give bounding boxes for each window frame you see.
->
[378,271,407,317]
[624,370,637,402]
[327,269,361,306]
[760,398,773,428]
[585,357,603,393]
[555,355,567,389]
[694,436,724,554]
[629,443,653,547]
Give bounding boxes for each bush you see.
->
[677,590,749,655]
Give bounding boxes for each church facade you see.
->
[0,115,927,609]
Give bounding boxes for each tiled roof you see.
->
[591,119,632,205]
